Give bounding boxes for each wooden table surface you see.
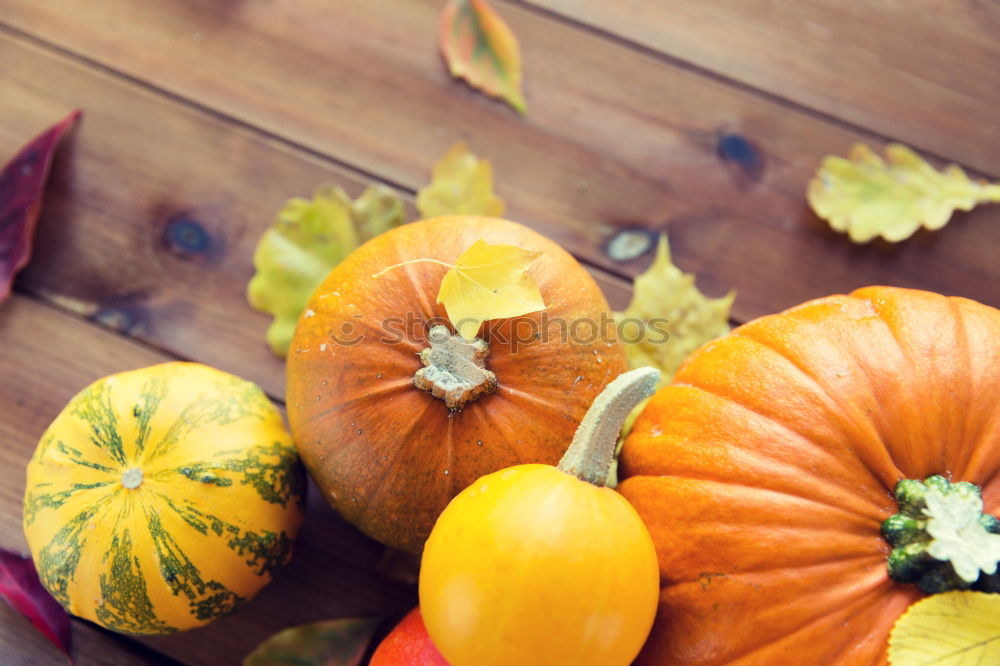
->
[1,1,997,664]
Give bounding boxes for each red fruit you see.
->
[371,608,449,665]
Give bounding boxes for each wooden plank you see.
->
[526,0,1000,176]
[0,29,630,394]
[0,296,414,665]
[1,1,997,324]
[0,601,179,666]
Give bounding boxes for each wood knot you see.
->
[93,304,145,334]
[606,228,656,262]
[716,132,764,182]
[163,215,214,258]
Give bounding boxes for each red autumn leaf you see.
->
[0,548,72,660]
[0,109,81,303]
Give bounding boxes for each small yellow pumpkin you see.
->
[419,368,661,666]
[23,362,305,634]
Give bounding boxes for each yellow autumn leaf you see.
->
[438,240,546,339]
[439,0,527,113]
[606,234,733,487]
[888,591,1000,665]
[808,143,1000,243]
[417,142,504,219]
[615,234,734,387]
[248,185,405,356]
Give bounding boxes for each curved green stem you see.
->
[557,367,659,487]
[883,475,1000,594]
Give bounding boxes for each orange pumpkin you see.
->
[619,286,1000,665]
[287,216,626,552]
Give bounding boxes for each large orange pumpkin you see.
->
[619,286,1000,665]
[287,216,626,552]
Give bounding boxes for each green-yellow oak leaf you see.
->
[808,143,1000,243]
[247,185,405,357]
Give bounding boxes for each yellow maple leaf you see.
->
[417,142,504,219]
[888,591,1000,665]
[615,234,734,387]
[248,185,405,356]
[808,143,1000,243]
[438,0,526,113]
[437,240,545,340]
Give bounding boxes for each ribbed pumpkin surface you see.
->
[287,216,627,553]
[620,286,1000,665]
[23,362,305,634]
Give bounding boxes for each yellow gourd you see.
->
[23,362,305,634]
[419,368,661,666]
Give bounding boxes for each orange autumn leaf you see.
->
[439,0,527,114]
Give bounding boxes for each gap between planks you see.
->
[506,2,890,162]
[511,0,1000,180]
[3,2,993,188]
[0,20,645,297]
[4,1,996,324]
[0,21,417,199]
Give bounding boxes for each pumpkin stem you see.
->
[557,367,660,487]
[883,475,1000,594]
[414,325,497,410]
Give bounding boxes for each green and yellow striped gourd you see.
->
[23,362,305,634]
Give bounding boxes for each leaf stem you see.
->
[983,183,1000,203]
[371,258,454,279]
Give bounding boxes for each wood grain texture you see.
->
[0,296,414,665]
[0,601,178,666]
[0,32,630,399]
[0,4,998,663]
[1,1,997,323]
[526,0,1000,176]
